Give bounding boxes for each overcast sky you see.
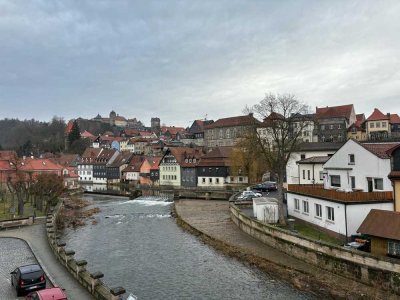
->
[1,0,400,127]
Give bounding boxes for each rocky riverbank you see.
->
[56,196,100,229]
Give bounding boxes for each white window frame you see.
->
[315,203,322,218]
[326,206,335,222]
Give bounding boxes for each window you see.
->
[329,125,334,130]
[326,206,335,221]
[374,178,383,190]
[294,198,300,211]
[307,170,310,180]
[202,178,206,183]
[370,122,375,128]
[302,200,309,214]
[382,122,387,128]
[338,134,342,141]
[376,122,381,128]
[209,178,212,183]
[337,124,341,129]
[330,175,341,187]
[350,176,356,189]
[216,178,220,184]
[315,204,322,218]
[348,154,355,164]
[302,170,305,179]
[300,154,306,160]
[321,135,325,142]
[239,177,243,182]
[321,125,325,130]
[319,171,324,180]
[388,240,400,257]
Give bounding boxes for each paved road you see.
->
[0,224,93,300]
[175,199,397,300]
[0,237,53,299]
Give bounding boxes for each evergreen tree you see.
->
[68,120,81,146]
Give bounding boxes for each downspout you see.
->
[312,164,315,183]
[297,163,300,184]
[345,203,348,242]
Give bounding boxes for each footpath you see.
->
[175,200,397,300]
[0,223,93,300]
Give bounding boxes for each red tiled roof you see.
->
[0,151,17,161]
[20,158,64,171]
[81,130,95,138]
[0,160,13,171]
[356,114,365,123]
[316,104,354,120]
[347,122,365,132]
[148,157,162,170]
[161,126,185,135]
[361,142,400,159]
[81,148,102,159]
[358,209,400,240]
[205,114,260,129]
[167,147,203,167]
[197,147,233,167]
[366,108,389,121]
[390,114,400,124]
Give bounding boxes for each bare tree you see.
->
[248,93,311,224]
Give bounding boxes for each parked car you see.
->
[11,264,46,296]
[263,181,277,191]
[237,190,262,200]
[26,287,67,300]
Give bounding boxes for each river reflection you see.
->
[62,194,316,300]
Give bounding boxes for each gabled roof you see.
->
[51,154,80,167]
[161,126,185,135]
[166,147,203,167]
[20,158,64,172]
[197,147,232,167]
[95,149,117,163]
[81,130,95,138]
[0,151,17,161]
[147,156,162,170]
[297,142,344,152]
[356,113,365,123]
[316,104,354,120]
[358,209,400,240]
[390,114,400,124]
[347,122,365,132]
[108,152,133,167]
[81,148,102,159]
[205,114,260,129]
[360,142,400,159]
[366,108,389,121]
[189,119,214,134]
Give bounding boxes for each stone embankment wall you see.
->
[46,200,126,300]
[230,203,400,295]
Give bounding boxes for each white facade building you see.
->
[323,139,396,192]
[287,193,393,237]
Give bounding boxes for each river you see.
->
[62,194,316,299]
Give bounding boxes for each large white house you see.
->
[286,139,399,238]
[323,139,397,192]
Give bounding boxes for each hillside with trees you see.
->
[0,117,66,155]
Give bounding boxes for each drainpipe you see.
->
[345,203,348,242]
[312,164,315,183]
[297,163,300,184]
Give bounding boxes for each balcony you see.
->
[287,184,393,202]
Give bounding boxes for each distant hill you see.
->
[0,117,66,155]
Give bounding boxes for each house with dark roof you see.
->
[315,104,356,142]
[160,126,185,140]
[296,156,330,185]
[204,113,260,149]
[92,149,119,184]
[106,151,133,184]
[286,139,396,239]
[159,147,202,187]
[365,108,400,140]
[121,155,145,183]
[78,148,103,183]
[186,119,214,146]
[358,209,400,257]
[196,147,248,187]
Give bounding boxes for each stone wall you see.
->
[0,216,34,229]
[46,200,126,300]
[230,203,400,294]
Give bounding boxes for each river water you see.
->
[62,194,316,299]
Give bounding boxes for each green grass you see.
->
[0,195,46,220]
[294,223,343,245]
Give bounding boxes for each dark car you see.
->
[263,181,277,191]
[11,264,46,296]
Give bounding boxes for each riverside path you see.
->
[175,199,397,300]
[0,223,92,300]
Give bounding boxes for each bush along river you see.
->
[61,194,316,299]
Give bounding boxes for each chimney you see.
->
[387,113,391,118]
[248,112,253,117]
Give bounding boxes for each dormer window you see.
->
[189,159,192,163]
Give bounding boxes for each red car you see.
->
[26,287,67,300]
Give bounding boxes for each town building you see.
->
[92,149,119,184]
[365,108,400,140]
[139,156,162,186]
[204,114,260,149]
[106,152,133,184]
[197,147,248,187]
[315,104,356,142]
[78,148,103,183]
[347,113,367,141]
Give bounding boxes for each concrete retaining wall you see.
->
[46,201,126,300]
[230,203,400,294]
[0,216,34,229]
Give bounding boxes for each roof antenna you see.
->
[204,114,208,121]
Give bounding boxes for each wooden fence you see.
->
[287,184,393,202]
